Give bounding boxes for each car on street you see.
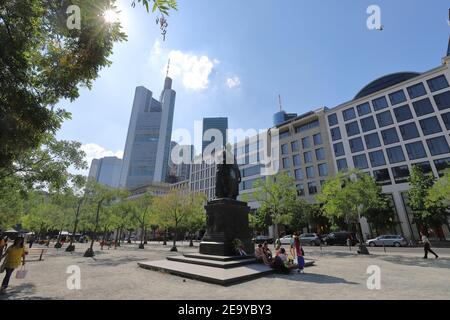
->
[323,232,358,246]
[366,235,408,247]
[279,235,293,245]
[299,233,322,246]
[252,235,274,244]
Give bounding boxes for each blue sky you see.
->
[56,0,450,170]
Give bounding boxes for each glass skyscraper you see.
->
[120,77,176,189]
[202,117,228,155]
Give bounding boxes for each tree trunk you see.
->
[84,200,102,257]
[170,223,178,252]
[139,223,145,249]
[356,220,369,255]
[67,199,82,252]
[114,228,119,249]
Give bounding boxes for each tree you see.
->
[183,193,206,246]
[253,173,299,238]
[317,169,386,254]
[82,182,117,257]
[153,191,204,252]
[426,169,450,209]
[409,166,450,237]
[364,194,398,236]
[132,193,154,249]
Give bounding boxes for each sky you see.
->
[56,0,450,173]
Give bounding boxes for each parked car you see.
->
[323,232,358,246]
[252,235,274,244]
[279,235,293,245]
[366,235,407,247]
[299,233,321,246]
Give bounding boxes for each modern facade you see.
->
[120,77,176,189]
[273,110,298,126]
[325,54,450,241]
[88,157,123,188]
[202,117,228,155]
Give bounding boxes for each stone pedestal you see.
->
[199,198,254,256]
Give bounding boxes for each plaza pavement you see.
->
[1,241,449,300]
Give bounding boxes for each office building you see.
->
[120,77,176,189]
[325,53,450,241]
[202,117,228,155]
[88,157,123,188]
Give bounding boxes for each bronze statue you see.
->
[215,147,241,200]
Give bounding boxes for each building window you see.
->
[291,140,300,152]
[318,163,328,177]
[243,165,261,177]
[360,116,377,132]
[434,158,450,176]
[369,150,386,167]
[349,137,364,153]
[419,116,442,136]
[330,127,342,141]
[393,105,413,123]
[386,146,405,164]
[412,161,433,174]
[427,136,450,156]
[281,158,291,170]
[372,96,388,111]
[407,83,427,99]
[441,112,450,130]
[308,182,318,195]
[343,108,356,121]
[365,133,381,149]
[315,148,325,161]
[345,121,360,137]
[296,184,305,196]
[279,131,291,139]
[334,142,345,157]
[302,137,311,149]
[295,120,320,133]
[357,102,371,116]
[353,154,369,169]
[413,98,434,117]
[293,154,301,167]
[336,159,348,172]
[392,165,410,184]
[373,169,391,185]
[405,141,427,160]
[389,90,407,106]
[313,133,322,146]
[281,143,289,155]
[433,91,450,111]
[381,128,399,145]
[304,151,313,163]
[306,166,315,179]
[376,111,394,127]
[294,168,304,181]
[328,114,338,127]
[427,75,449,92]
[399,122,420,141]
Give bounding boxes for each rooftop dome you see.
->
[354,72,421,100]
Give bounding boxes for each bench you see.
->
[25,248,48,262]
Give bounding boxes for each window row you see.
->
[327,75,450,127]
[281,134,323,155]
[283,149,327,168]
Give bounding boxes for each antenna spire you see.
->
[166,58,171,78]
[278,94,283,111]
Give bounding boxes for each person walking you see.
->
[0,237,27,294]
[294,235,305,274]
[421,232,438,259]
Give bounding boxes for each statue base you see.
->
[199,198,254,256]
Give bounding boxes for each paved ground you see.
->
[1,241,449,300]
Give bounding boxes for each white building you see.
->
[325,54,450,241]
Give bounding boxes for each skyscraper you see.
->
[120,77,176,189]
[88,157,123,188]
[202,117,228,155]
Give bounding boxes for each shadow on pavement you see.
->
[378,255,450,269]
[269,272,359,285]
[0,283,53,300]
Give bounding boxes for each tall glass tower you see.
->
[202,117,228,155]
[119,77,176,189]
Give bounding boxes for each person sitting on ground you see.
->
[237,244,247,256]
[255,244,271,265]
[278,248,296,269]
[271,248,295,274]
[262,242,272,260]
